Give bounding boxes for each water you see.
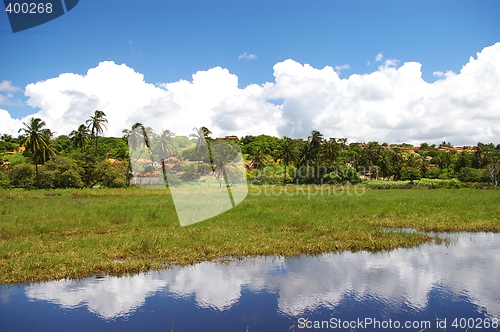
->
[1,233,499,331]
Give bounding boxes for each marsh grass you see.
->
[0,187,499,284]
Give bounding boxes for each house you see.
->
[215,136,239,141]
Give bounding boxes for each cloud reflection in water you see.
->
[24,233,500,320]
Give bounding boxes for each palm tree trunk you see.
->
[161,159,168,188]
[283,163,287,185]
[207,142,215,172]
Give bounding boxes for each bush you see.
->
[457,167,483,183]
[426,167,441,179]
[323,166,362,184]
[438,167,456,180]
[8,163,36,188]
[400,166,422,182]
[93,160,127,188]
[39,156,85,189]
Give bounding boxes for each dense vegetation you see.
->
[1,112,500,189]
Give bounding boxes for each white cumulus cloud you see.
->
[0,80,21,106]
[1,43,500,145]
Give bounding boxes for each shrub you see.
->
[457,167,482,183]
[323,166,362,184]
[39,155,85,188]
[93,160,127,188]
[7,163,36,188]
[400,166,422,182]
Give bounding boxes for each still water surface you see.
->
[1,233,499,331]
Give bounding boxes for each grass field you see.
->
[0,186,499,284]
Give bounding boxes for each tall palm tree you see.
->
[279,136,298,184]
[249,147,268,169]
[86,110,108,151]
[190,127,209,173]
[69,124,91,150]
[152,129,176,186]
[212,142,238,189]
[321,138,339,164]
[122,122,153,185]
[18,117,54,186]
[190,126,214,171]
[200,126,212,141]
[308,130,324,162]
[298,141,313,167]
[123,122,151,151]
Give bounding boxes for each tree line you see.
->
[1,113,499,189]
[242,131,500,186]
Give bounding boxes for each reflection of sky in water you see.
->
[1,233,499,331]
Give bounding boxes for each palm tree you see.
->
[86,110,108,151]
[152,129,176,186]
[190,127,210,173]
[249,147,268,169]
[308,130,324,162]
[321,138,339,164]
[123,122,151,151]
[212,142,239,189]
[279,136,298,184]
[298,141,313,167]
[122,123,152,185]
[18,117,54,186]
[190,126,214,171]
[69,124,91,150]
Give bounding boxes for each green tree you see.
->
[69,124,91,150]
[400,166,422,183]
[18,117,54,187]
[249,147,268,169]
[279,136,299,184]
[321,138,340,165]
[211,142,240,189]
[457,167,483,183]
[93,160,127,188]
[472,142,495,169]
[190,127,213,172]
[123,122,152,185]
[308,130,324,162]
[191,126,215,170]
[152,129,176,185]
[123,122,151,151]
[86,110,108,151]
[7,163,36,188]
[39,155,85,188]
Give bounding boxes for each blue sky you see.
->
[1,0,500,144]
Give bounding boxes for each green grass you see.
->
[0,152,29,165]
[0,186,499,284]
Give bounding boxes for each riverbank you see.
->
[1,187,499,284]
